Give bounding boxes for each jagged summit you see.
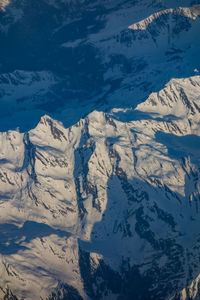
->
[136,75,200,118]
[128,5,200,30]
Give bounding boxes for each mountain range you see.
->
[0,0,200,299]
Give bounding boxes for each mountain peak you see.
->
[128,5,200,31]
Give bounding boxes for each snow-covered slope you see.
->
[0,0,9,11]
[0,76,200,299]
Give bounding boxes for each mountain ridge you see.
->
[1,0,200,299]
[0,0,200,131]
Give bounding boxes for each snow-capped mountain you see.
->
[0,75,200,299]
[1,0,200,299]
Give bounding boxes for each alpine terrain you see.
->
[0,0,200,299]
